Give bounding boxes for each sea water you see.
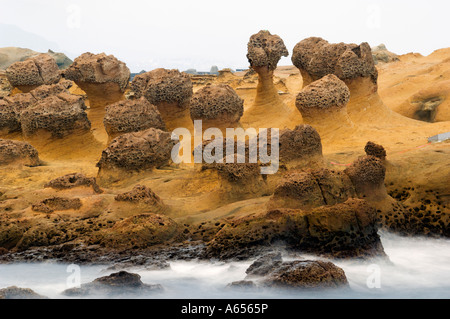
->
[1,232,450,299]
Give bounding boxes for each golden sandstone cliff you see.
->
[0,33,449,265]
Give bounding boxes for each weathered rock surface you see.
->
[0,138,40,166]
[364,141,387,160]
[104,97,166,138]
[31,197,82,213]
[292,37,377,86]
[243,254,349,289]
[207,198,383,259]
[247,30,289,71]
[97,128,175,172]
[20,93,91,138]
[44,173,103,194]
[64,52,130,107]
[6,53,61,91]
[115,185,164,206]
[93,214,184,249]
[130,68,193,108]
[189,84,244,126]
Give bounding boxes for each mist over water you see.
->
[1,232,450,299]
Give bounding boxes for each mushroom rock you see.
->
[190,84,244,132]
[97,128,175,180]
[0,138,40,166]
[292,38,403,124]
[20,92,91,139]
[64,52,130,108]
[5,53,61,93]
[129,68,193,131]
[344,155,386,201]
[278,124,323,168]
[295,74,354,134]
[44,173,103,194]
[292,38,377,86]
[104,97,166,141]
[242,30,298,128]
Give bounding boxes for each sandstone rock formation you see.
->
[20,93,91,138]
[31,197,82,213]
[44,173,103,194]
[94,214,183,249]
[97,128,175,175]
[6,53,61,92]
[103,97,166,140]
[295,74,354,132]
[129,68,193,130]
[344,155,386,200]
[190,84,244,131]
[242,30,296,128]
[291,37,405,125]
[364,141,387,160]
[257,124,323,168]
[64,52,130,108]
[62,271,162,297]
[115,185,164,207]
[292,37,377,86]
[269,169,356,210]
[207,198,383,259]
[0,138,40,166]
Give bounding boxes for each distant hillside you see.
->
[0,47,72,70]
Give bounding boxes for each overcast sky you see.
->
[0,0,449,72]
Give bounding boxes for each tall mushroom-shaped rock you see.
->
[292,37,405,125]
[20,93,91,139]
[97,128,175,182]
[129,68,193,131]
[104,97,166,141]
[242,30,296,127]
[64,52,130,108]
[5,53,61,93]
[295,74,354,134]
[190,84,244,132]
